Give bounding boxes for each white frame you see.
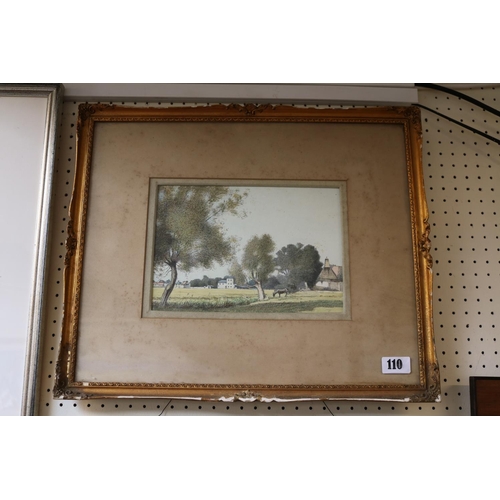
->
[0,84,63,415]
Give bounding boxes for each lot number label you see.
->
[381,357,411,374]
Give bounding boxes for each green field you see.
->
[152,287,343,314]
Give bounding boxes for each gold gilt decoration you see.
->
[54,343,93,399]
[402,105,422,127]
[419,216,433,269]
[76,103,114,137]
[227,103,275,116]
[409,363,440,402]
[64,219,77,266]
[53,350,66,398]
[233,390,264,401]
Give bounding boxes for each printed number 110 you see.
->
[387,358,403,370]
[382,356,410,374]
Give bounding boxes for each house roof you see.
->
[317,258,339,281]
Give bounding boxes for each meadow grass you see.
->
[152,287,343,314]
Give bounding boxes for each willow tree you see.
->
[241,234,276,300]
[228,259,247,287]
[154,185,247,308]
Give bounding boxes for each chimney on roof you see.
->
[324,258,330,269]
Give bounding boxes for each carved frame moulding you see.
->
[54,103,439,402]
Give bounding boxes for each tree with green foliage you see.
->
[241,234,275,300]
[263,275,281,290]
[190,278,204,288]
[228,259,247,287]
[154,185,247,307]
[275,243,323,289]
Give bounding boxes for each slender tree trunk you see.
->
[159,264,177,308]
[255,281,266,301]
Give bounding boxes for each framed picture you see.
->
[142,179,350,321]
[55,103,439,402]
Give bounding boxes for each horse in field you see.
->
[273,288,289,298]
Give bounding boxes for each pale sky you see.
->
[174,184,345,282]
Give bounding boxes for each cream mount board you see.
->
[38,88,500,415]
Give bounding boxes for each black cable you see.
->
[323,401,335,416]
[415,83,500,118]
[158,399,172,416]
[413,103,500,146]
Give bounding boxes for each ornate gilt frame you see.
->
[54,103,439,402]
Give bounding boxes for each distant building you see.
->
[331,265,343,280]
[217,276,235,289]
[315,258,343,291]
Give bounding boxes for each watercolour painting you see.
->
[143,180,350,320]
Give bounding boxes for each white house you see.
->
[217,276,235,289]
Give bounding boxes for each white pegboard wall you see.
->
[38,91,500,415]
[420,86,500,414]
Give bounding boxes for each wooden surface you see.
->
[470,377,500,416]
